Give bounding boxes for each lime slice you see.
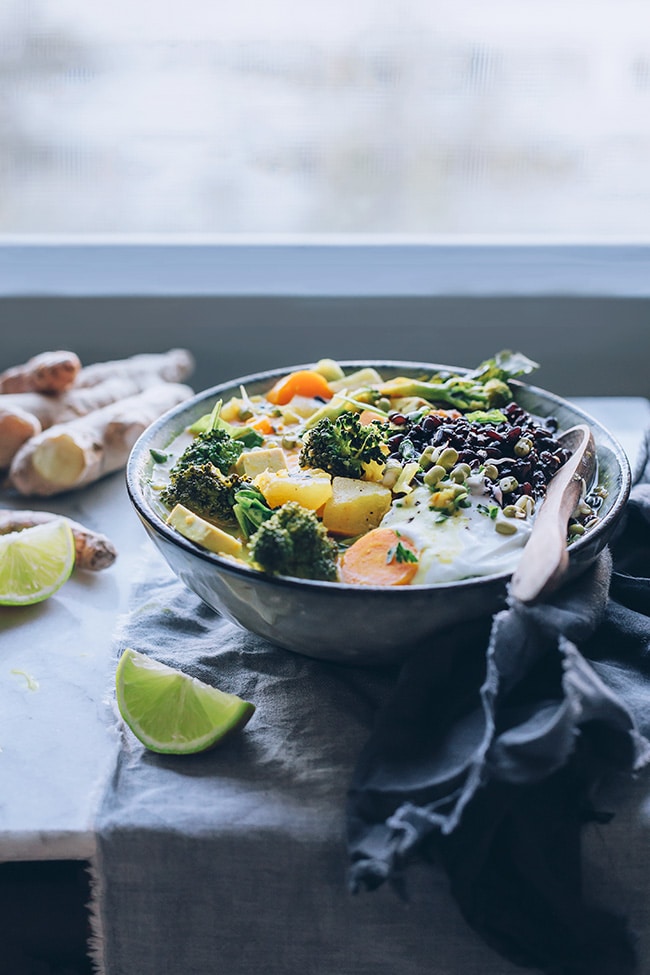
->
[115,648,255,754]
[0,518,75,606]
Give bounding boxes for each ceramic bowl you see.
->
[126,361,631,666]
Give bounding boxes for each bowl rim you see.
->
[126,359,632,596]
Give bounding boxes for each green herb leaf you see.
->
[395,541,418,564]
[386,541,419,565]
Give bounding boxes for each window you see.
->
[2,4,649,401]
[2,1,650,236]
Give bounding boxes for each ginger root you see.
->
[0,351,81,394]
[0,406,42,468]
[2,376,168,432]
[9,382,193,496]
[0,509,117,571]
[0,349,195,470]
[73,349,194,388]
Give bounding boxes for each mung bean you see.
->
[449,465,469,483]
[438,447,459,470]
[514,437,533,457]
[499,475,519,494]
[424,465,446,487]
[515,495,535,516]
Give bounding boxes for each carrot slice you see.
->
[266,370,333,406]
[358,409,387,425]
[339,527,420,586]
[250,415,275,434]
[430,409,462,419]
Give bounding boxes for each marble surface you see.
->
[0,397,648,863]
[0,472,149,862]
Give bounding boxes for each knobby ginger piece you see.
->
[0,348,194,432]
[73,348,194,388]
[1,377,165,431]
[0,351,81,394]
[0,380,147,471]
[0,509,117,571]
[0,406,42,468]
[9,382,193,497]
[0,348,195,470]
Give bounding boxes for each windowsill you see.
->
[1,238,650,298]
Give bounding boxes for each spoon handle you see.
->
[509,424,593,604]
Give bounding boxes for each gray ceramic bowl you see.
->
[126,361,631,666]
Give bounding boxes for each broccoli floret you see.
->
[248,502,339,581]
[161,463,250,525]
[299,411,388,479]
[172,428,244,475]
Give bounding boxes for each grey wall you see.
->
[1,294,648,398]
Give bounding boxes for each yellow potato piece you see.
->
[166,504,243,558]
[219,397,246,422]
[321,477,392,536]
[254,469,332,510]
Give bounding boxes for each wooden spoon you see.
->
[508,423,596,604]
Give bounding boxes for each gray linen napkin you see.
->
[347,429,650,975]
[93,554,531,975]
[92,433,650,975]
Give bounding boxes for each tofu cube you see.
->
[166,504,243,558]
[238,446,288,479]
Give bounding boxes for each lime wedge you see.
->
[115,648,255,754]
[0,518,75,606]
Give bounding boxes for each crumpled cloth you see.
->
[92,431,650,975]
[347,429,650,975]
[94,560,472,975]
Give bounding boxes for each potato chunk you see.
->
[321,477,392,536]
[254,469,332,510]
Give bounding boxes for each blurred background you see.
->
[1,2,649,397]
[2,0,650,237]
